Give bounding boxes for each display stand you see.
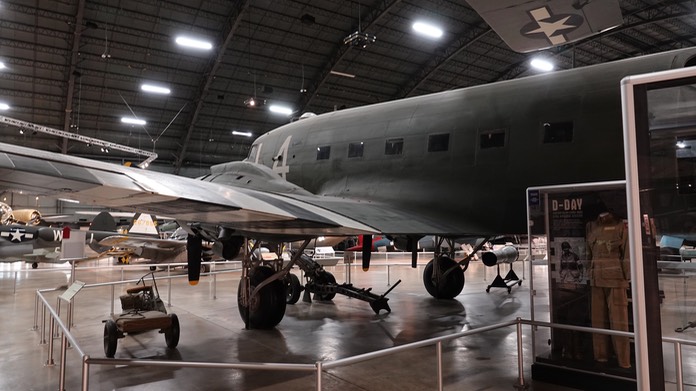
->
[527,181,636,391]
[486,264,522,293]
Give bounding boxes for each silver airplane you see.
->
[1,47,695,328]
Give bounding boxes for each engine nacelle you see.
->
[12,209,42,225]
[481,246,519,267]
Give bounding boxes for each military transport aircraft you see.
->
[1,47,695,329]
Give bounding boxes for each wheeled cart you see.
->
[103,272,180,357]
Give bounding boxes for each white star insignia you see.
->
[526,16,576,44]
[9,228,24,242]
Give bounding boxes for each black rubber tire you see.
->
[422,256,465,299]
[315,271,337,301]
[237,266,286,329]
[31,262,38,269]
[103,320,118,358]
[285,273,302,304]
[164,313,180,348]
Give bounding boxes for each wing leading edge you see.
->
[0,142,376,238]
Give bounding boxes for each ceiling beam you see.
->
[61,0,87,154]
[296,0,402,114]
[394,25,492,99]
[173,1,250,174]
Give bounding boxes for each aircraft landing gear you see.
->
[31,262,38,269]
[285,273,302,304]
[238,265,286,329]
[423,256,464,299]
[422,236,491,299]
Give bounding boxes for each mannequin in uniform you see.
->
[587,212,631,369]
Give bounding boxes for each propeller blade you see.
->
[187,234,202,285]
[361,234,372,271]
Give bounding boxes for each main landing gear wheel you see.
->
[285,273,302,304]
[164,313,180,348]
[103,319,119,358]
[423,256,465,299]
[315,271,336,301]
[238,266,286,329]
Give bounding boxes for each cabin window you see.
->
[316,145,331,160]
[428,133,450,152]
[348,142,364,158]
[385,138,403,155]
[543,121,574,143]
[480,131,505,149]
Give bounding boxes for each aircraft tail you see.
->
[90,211,117,232]
[127,213,159,236]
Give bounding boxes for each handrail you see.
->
[30,262,696,390]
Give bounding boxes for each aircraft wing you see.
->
[466,0,623,53]
[97,235,185,250]
[0,142,376,238]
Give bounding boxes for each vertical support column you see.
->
[81,355,90,391]
[316,361,323,391]
[436,341,443,391]
[675,342,684,391]
[59,333,68,391]
[514,318,527,390]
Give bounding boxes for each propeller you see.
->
[187,234,202,285]
[361,234,372,271]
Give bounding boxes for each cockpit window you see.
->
[247,144,259,162]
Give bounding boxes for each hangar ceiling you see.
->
[0,0,695,176]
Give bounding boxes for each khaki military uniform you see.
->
[587,214,631,369]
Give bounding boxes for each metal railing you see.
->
[26,258,695,390]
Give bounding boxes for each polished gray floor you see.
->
[0,254,694,390]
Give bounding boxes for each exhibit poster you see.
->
[545,187,634,375]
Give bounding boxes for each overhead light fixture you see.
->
[121,117,146,125]
[530,58,554,72]
[412,22,443,39]
[343,31,376,48]
[244,97,265,108]
[330,70,356,78]
[141,84,171,95]
[100,147,110,153]
[269,105,293,116]
[0,62,6,70]
[232,130,253,137]
[58,198,80,204]
[19,129,24,135]
[677,140,690,149]
[175,36,213,50]
[0,103,9,110]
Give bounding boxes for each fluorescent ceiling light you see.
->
[141,84,171,94]
[0,62,6,70]
[677,140,688,149]
[330,70,356,78]
[0,103,9,110]
[121,117,146,125]
[269,105,293,116]
[413,22,443,39]
[530,58,554,72]
[58,198,80,204]
[175,36,213,50]
[232,130,253,137]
